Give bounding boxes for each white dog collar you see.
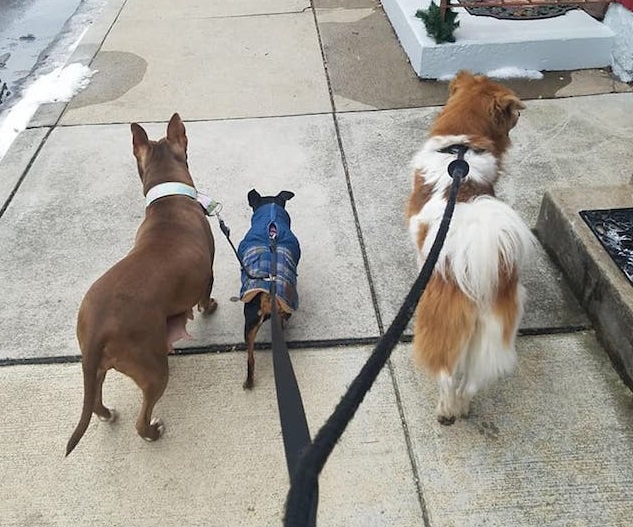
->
[145,182,222,216]
[145,182,198,207]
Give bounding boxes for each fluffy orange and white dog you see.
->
[406,71,535,425]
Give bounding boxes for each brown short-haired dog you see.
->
[66,114,217,455]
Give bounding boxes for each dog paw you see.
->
[98,408,118,423]
[142,418,165,441]
[199,298,218,316]
[437,414,456,426]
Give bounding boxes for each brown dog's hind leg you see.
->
[198,272,218,316]
[125,354,169,441]
[94,369,118,422]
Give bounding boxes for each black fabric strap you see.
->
[269,235,318,526]
[284,166,466,527]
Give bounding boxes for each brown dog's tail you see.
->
[65,355,98,457]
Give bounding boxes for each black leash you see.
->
[208,145,469,526]
[213,212,268,281]
[283,147,469,526]
[268,230,318,527]
[213,208,318,526]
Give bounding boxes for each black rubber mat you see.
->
[465,3,577,20]
[580,208,633,286]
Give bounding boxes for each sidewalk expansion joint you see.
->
[518,324,592,336]
[0,336,383,368]
[0,127,54,220]
[1,328,593,369]
[189,8,313,21]
[52,111,336,128]
[308,0,385,336]
[387,359,432,527]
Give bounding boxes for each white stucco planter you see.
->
[382,0,615,79]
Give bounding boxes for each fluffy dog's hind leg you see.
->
[437,372,466,425]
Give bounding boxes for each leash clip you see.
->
[200,197,223,217]
[441,144,470,181]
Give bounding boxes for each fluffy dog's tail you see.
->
[433,196,535,307]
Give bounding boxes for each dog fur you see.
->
[237,189,300,389]
[66,113,217,455]
[406,71,535,424]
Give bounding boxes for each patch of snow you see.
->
[604,3,633,82]
[437,67,544,82]
[486,67,544,80]
[0,63,96,159]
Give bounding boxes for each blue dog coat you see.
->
[238,203,301,312]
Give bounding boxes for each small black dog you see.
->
[237,189,301,389]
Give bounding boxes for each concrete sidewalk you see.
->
[0,1,632,526]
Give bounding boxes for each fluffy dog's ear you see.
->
[497,93,525,112]
[166,113,188,154]
[131,123,149,160]
[276,191,295,205]
[492,93,525,130]
[448,70,474,96]
[248,189,262,208]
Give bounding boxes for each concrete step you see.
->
[535,184,633,389]
[383,0,615,79]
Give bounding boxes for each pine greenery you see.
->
[415,2,460,44]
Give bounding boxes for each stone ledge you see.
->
[535,185,633,389]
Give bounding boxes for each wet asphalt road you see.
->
[0,0,82,106]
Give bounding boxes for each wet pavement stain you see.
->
[66,51,147,110]
[317,7,628,109]
[318,8,448,110]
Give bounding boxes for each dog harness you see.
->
[238,203,301,312]
[145,182,221,216]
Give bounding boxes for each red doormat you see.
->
[464,1,578,19]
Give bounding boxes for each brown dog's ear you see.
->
[131,122,149,160]
[166,112,188,153]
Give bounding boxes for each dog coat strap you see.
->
[145,182,197,207]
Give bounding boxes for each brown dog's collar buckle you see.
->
[197,192,222,216]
